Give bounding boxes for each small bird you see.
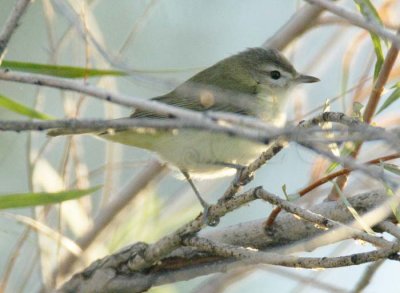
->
[49,47,319,219]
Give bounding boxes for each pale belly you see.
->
[101,129,269,179]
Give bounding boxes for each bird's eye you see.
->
[270,70,281,80]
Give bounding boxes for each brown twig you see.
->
[265,153,400,227]
[328,31,400,200]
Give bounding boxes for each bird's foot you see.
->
[200,204,220,227]
[234,165,254,186]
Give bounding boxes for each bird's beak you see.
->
[295,74,320,83]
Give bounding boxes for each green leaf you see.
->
[0,186,101,210]
[371,34,384,79]
[382,182,400,222]
[355,0,382,23]
[354,0,385,79]
[325,144,355,173]
[1,60,126,78]
[326,162,340,174]
[333,182,375,234]
[381,162,400,176]
[281,184,300,201]
[376,84,400,115]
[0,94,55,120]
[352,102,364,120]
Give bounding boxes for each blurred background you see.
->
[0,0,399,292]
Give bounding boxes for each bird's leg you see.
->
[181,170,208,208]
[180,170,219,226]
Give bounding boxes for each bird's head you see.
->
[239,47,319,96]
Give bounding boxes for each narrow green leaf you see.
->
[382,182,400,222]
[325,144,355,174]
[371,34,384,79]
[354,0,382,24]
[381,162,400,176]
[282,184,289,200]
[376,85,400,115]
[354,0,385,79]
[281,184,300,201]
[0,94,55,120]
[352,102,364,119]
[333,182,375,235]
[1,60,126,78]
[326,161,341,174]
[0,186,101,210]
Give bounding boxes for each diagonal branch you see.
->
[0,0,32,59]
[54,160,165,279]
[328,30,400,200]
[58,191,399,293]
[266,153,400,226]
[263,2,331,50]
[304,0,400,48]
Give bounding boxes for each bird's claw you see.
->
[201,204,220,227]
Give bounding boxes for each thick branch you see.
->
[58,191,398,293]
[263,2,328,49]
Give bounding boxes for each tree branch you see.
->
[54,160,165,279]
[266,153,400,226]
[58,191,399,293]
[327,29,400,200]
[0,0,32,59]
[263,2,330,49]
[304,0,400,48]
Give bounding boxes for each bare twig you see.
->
[300,141,397,190]
[363,40,400,124]
[328,30,400,200]
[256,189,391,248]
[183,236,398,269]
[376,221,400,239]
[201,191,393,252]
[61,242,399,293]
[193,265,347,293]
[266,153,400,226]
[304,0,400,48]
[219,139,286,202]
[58,189,400,293]
[1,113,398,148]
[0,227,32,292]
[263,2,329,49]
[351,260,384,293]
[317,16,399,30]
[0,0,32,59]
[0,70,208,121]
[126,187,260,271]
[54,160,165,280]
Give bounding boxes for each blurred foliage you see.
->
[0,94,54,120]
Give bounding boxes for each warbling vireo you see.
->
[49,47,319,216]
